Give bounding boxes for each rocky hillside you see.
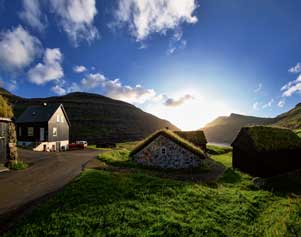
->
[203,104,301,144]
[0,88,178,144]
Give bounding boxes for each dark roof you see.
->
[130,129,206,158]
[16,104,70,126]
[174,131,207,146]
[232,126,301,152]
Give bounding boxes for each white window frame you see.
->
[61,115,64,123]
[53,127,57,137]
[56,115,60,122]
[28,127,34,136]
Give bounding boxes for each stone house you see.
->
[130,130,207,169]
[0,117,18,165]
[232,126,301,177]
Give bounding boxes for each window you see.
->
[53,127,57,136]
[57,115,60,122]
[27,127,34,136]
[19,127,22,136]
[161,147,166,155]
[61,115,64,123]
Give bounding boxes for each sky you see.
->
[0,0,301,130]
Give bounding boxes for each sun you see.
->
[146,90,233,131]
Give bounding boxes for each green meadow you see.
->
[4,144,301,237]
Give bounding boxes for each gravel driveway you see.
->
[0,148,101,217]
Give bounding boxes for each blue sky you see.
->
[0,0,301,129]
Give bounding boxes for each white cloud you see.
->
[262,99,274,109]
[115,0,198,41]
[288,62,301,74]
[19,0,46,31]
[28,48,64,85]
[0,25,41,71]
[164,94,194,107]
[253,102,260,110]
[49,0,99,46]
[281,74,301,97]
[56,73,156,104]
[81,73,106,89]
[51,85,66,95]
[73,65,87,73]
[167,30,187,55]
[254,83,262,93]
[278,99,285,108]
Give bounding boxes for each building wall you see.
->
[0,119,18,164]
[133,135,202,169]
[16,123,48,142]
[48,107,69,142]
[32,140,69,152]
[233,146,301,177]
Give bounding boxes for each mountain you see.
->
[203,104,301,145]
[0,88,178,144]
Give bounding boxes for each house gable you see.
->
[133,134,203,169]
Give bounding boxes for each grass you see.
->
[207,144,232,155]
[4,144,301,236]
[295,129,301,138]
[7,161,28,170]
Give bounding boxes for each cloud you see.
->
[51,85,66,96]
[19,0,46,31]
[115,0,198,41]
[262,99,274,109]
[28,48,64,85]
[253,102,260,110]
[164,94,194,107]
[73,65,87,73]
[55,73,156,104]
[49,0,99,46]
[288,63,301,74]
[0,25,41,71]
[167,30,187,55]
[278,99,285,108]
[254,83,262,93]
[281,74,301,97]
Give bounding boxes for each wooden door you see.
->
[0,137,6,164]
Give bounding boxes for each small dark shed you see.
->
[174,130,207,151]
[232,126,301,177]
[0,118,11,164]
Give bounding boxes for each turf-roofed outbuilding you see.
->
[232,126,301,177]
[130,129,206,169]
[174,130,207,151]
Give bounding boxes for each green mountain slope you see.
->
[203,104,301,144]
[273,103,301,129]
[203,113,276,145]
[0,88,178,143]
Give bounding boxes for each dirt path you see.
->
[0,149,101,217]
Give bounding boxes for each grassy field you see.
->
[4,145,301,237]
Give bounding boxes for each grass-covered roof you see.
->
[232,126,301,152]
[174,130,207,146]
[130,129,206,158]
[0,95,13,118]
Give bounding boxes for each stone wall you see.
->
[7,122,18,163]
[133,135,202,169]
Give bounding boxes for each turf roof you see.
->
[130,129,206,158]
[174,131,207,146]
[232,126,301,152]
